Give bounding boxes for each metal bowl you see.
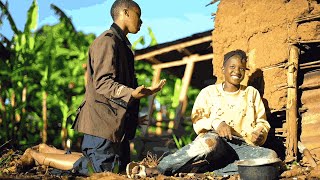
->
[236,158,281,180]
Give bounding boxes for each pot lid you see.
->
[236,158,281,166]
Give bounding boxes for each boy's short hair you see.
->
[110,0,140,21]
[223,49,247,67]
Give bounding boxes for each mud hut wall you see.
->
[212,0,319,111]
[300,64,320,158]
[212,0,320,158]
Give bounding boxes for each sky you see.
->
[1,0,218,49]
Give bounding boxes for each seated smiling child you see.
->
[126,49,278,178]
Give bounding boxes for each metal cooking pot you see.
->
[236,158,281,180]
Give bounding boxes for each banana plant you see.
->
[0,0,39,144]
[34,4,94,146]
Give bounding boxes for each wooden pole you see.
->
[285,45,299,161]
[142,67,162,136]
[135,36,212,61]
[42,91,48,144]
[152,54,212,69]
[174,56,196,129]
[148,67,162,121]
[295,12,320,23]
[22,87,27,114]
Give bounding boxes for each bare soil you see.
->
[1,148,319,180]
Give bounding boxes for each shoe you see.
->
[126,162,146,179]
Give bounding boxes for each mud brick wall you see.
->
[212,0,320,111]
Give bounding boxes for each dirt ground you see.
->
[1,148,320,180]
[1,0,320,179]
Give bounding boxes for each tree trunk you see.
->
[42,91,48,144]
[10,91,16,141]
[0,86,7,140]
[22,86,27,114]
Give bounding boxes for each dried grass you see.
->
[139,151,160,168]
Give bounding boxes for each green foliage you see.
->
[132,36,145,49]
[0,1,201,149]
[24,0,38,33]
[0,0,93,147]
[0,1,19,34]
[132,27,200,144]
[172,134,183,149]
[147,27,157,46]
[0,0,42,145]
[172,133,193,149]
[171,79,182,108]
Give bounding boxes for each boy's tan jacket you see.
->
[72,26,139,142]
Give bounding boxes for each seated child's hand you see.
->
[251,127,264,145]
[216,121,232,140]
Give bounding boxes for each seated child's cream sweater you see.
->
[191,84,270,146]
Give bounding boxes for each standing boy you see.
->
[20,0,166,176]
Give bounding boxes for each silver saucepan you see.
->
[236,158,282,180]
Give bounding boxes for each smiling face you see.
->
[222,55,247,91]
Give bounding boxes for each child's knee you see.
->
[204,138,218,151]
[267,149,278,158]
[202,135,222,152]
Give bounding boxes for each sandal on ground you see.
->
[126,162,147,178]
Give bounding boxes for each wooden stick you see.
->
[152,54,213,69]
[42,91,48,144]
[22,87,27,114]
[275,82,288,88]
[143,67,162,136]
[174,58,195,129]
[299,82,320,90]
[270,108,286,113]
[261,62,287,71]
[274,85,295,92]
[146,57,162,64]
[300,60,320,67]
[295,12,320,23]
[275,128,287,133]
[275,134,287,138]
[300,64,320,70]
[178,48,192,56]
[135,35,212,61]
[285,45,299,160]
[290,39,320,44]
[148,68,162,121]
[0,139,12,150]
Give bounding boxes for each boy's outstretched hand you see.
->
[131,79,166,99]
